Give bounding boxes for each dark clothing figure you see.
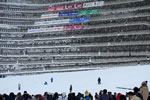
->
[119,95,126,100]
[44,81,48,85]
[8,92,16,100]
[133,87,143,100]
[53,92,59,100]
[98,77,101,84]
[3,94,9,100]
[69,85,72,93]
[18,83,21,90]
[99,89,109,100]
[68,92,76,100]
[22,91,31,100]
[16,92,23,100]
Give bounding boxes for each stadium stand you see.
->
[0,0,150,74]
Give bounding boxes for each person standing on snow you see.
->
[98,77,101,84]
[140,81,149,100]
[51,77,53,83]
[69,85,72,93]
[18,83,21,90]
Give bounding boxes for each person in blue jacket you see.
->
[51,77,53,83]
[99,89,109,100]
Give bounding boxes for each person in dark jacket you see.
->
[99,89,109,100]
[69,85,72,93]
[119,95,126,100]
[95,92,99,100]
[8,92,16,100]
[3,94,9,100]
[15,92,23,100]
[22,91,31,100]
[133,87,143,100]
[98,77,101,84]
[0,94,3,100]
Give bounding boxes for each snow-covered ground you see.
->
[0,64,149,96]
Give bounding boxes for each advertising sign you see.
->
[41,13,59,19]
[70,17,89,23]
[93,1,104,7]
[53,26,64,31]
[66,5,74,10]
[78,9,99,15]
[59,11,78,17]
[73,25,84,30]
[56,6,65,11]
[46,7,56,11]
[47,3,83,12]
[63,25,73,30]
[74,3,83,8]
[83,1,104,8]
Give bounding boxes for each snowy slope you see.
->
[0,65,149,96]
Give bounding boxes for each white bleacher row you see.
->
[0,22,149,42]
[0,56,148,72]
[0,12,149,34]
[1,29,149,42]
[1,38,150,50]
[0,56,147,66]
[0,31,150,49]
[0,61,139,74]
[1,26,149,49]
[1,50,150,59]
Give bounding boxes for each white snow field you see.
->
[0,64,150,96]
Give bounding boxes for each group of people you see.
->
[0,81,149,100]
[95,81,149,100]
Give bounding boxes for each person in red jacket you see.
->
[116,93,122,100]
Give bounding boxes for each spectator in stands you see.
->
[0,94,3,100]
[119,95,126,100]
[108,92,113,100]
[116,93,122,100]
[31,95,36,100]
[133,87,143,100]
[127,92,141,100]
[95,92,99,100]
[59,92,67,100]
[76,92,83,100]
[37,94,44,100]
[112,92,117,100]
[43,92,48,100]
[15,92,23,100]
[68,92,76,100]
[47,94,53,100]
[98,89,109,100]
[3,94,9,100]
[8,92,16,100]
[84,90,90,100]
[53,92,59,100]
[22,91,31,100]
[89,93,93,100]
[140,81,149,100]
